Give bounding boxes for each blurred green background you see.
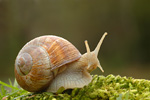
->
[0,0,150,83]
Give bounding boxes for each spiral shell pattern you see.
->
[15,35,81,92]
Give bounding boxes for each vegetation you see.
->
[1,74,150,100]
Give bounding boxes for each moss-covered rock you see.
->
[4,74,150,100]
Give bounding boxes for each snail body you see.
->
[15,33,107,93]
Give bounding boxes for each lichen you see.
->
[4,74,150,100]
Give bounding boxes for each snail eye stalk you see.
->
[94,32,108,56]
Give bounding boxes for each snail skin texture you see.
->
[15,32,107,93]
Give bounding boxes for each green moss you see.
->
[2,74,150,100]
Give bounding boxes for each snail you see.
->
[15,32,107,93]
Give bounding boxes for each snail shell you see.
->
[15,35,81,92]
